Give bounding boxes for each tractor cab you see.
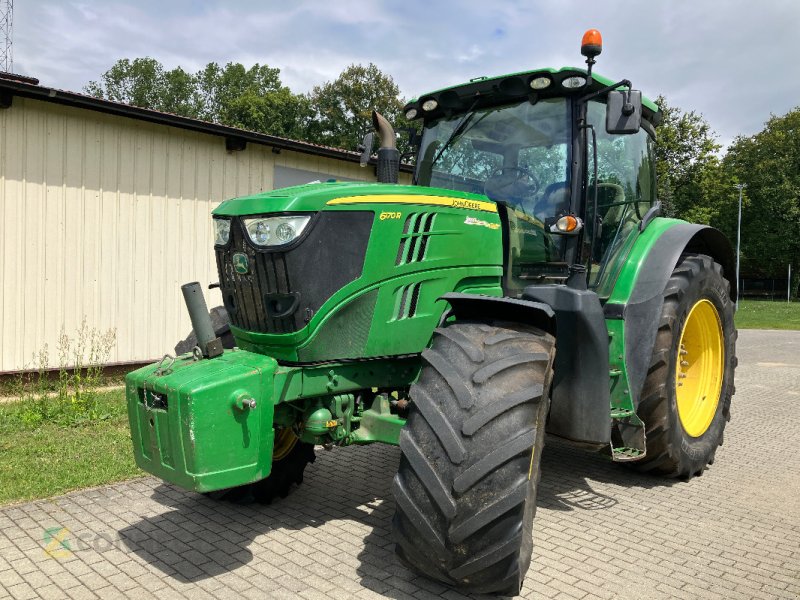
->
[403,32,661,297]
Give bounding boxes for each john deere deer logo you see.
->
[232,253,249,274]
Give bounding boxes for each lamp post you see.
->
[735,183,746,310]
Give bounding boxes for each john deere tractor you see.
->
[126,30,736,595]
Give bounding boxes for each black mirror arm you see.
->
[579,78,632,104]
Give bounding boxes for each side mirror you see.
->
[358,132,375,167]
[606,90,642,134]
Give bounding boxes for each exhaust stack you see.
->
[372,110,399,184]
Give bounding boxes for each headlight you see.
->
[421,99,438,111]
[213,218,231,245]
[562,76,587,89]
[530,76,551,90]
[243,215,311,247]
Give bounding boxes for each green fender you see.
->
[604,217,736,410]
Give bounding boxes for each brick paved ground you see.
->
[0,329,798,600]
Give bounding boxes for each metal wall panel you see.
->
[0,97,397,372]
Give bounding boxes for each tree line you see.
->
[85,58,407,152]
[654,97,799,293]
[85,58,799,295]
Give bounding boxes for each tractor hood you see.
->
[209,181,505,363]
[212,181,496,216]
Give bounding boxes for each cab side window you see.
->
[586,100,656,295]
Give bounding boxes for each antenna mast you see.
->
[0,0,12,73]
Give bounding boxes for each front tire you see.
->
[204,429,315,503]
[392,321,555,595]
[633,253,736,478]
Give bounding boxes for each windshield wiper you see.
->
[429,99,481,169]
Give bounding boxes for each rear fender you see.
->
[606,220,736,408]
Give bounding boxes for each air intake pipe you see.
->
[372,110,400,184]
[181,282,224,358]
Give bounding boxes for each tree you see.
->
[193,62,313,139]
[653,96,722,219]
[85,58,198,117]
[85,59,416,151]
[307,63,409,153]
[85,59,312,139]
[724,107,800,290]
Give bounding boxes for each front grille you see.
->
[215,211,373,334]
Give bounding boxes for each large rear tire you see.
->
[392,321,555,595]
[632,253,736,478]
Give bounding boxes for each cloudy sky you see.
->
[13,0,800,147]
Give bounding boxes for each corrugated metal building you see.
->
[0,73,408,373]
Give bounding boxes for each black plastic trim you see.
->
[603,302,625,319]
[216,211,373,334]
[523,284,611,445]
[638,201,662,232]
[277,353,420,368]
[438,293,556,335]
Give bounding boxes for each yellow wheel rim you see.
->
[675,299,725,437]
[273,428,299,462]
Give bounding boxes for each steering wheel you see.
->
[483,167,540,203]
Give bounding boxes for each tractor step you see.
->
[611,446,645,461]
[610,409,647,462]
[610,407,634,419]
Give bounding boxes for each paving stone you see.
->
[0,330,797,600]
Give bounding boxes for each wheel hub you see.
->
[273,429,299,461]
[675,299,725,437]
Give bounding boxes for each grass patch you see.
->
[0,389,142,505]
[735,300,800,330]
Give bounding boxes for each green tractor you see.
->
[126,30,736,595]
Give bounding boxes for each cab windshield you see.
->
[415,98,571,222]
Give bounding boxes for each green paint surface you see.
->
[605,217,683,304]
[126,350,278,493]
[219,184,504,362]
[213,182,496,216]
[603,217,684,417]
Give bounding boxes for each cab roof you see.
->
[405,66,660,126]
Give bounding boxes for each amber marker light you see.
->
[555,215,581,233]
[581,29,603,58]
